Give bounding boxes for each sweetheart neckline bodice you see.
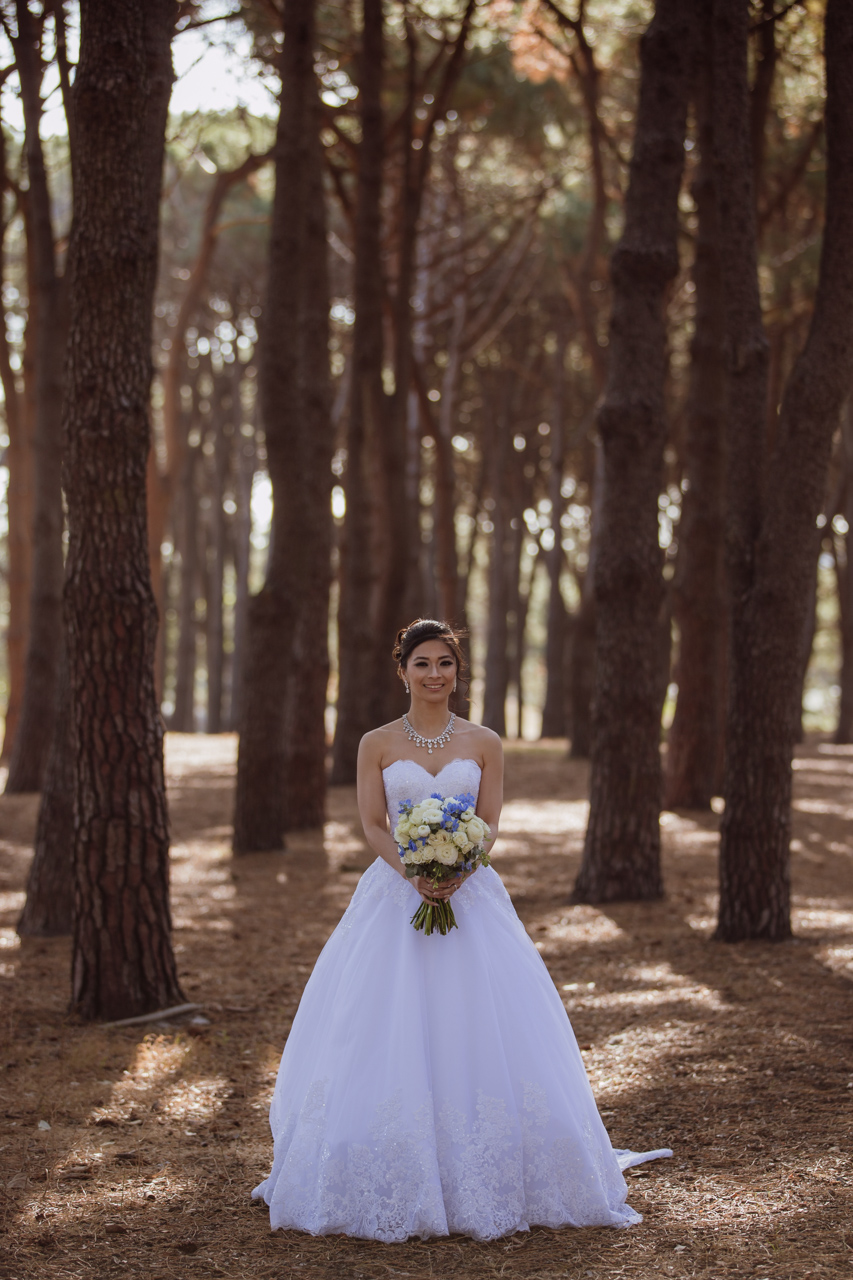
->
[381,756,481,781]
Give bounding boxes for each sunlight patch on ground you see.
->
[499,798,589,835]
[791,903,853,932]
[792,797,853,816]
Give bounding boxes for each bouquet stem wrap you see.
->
[393,791,491,936]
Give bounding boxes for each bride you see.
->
[253,618,671,1241]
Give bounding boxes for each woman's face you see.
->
[402,640,457,702]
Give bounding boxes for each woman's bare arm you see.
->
[475,728,503,856]
[356,732,409,879]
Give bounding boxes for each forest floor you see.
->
[1,736,852,1280]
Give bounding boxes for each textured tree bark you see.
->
[233,0,332,849]
[0,120,32,764]
[331,0,387,786]
[664,37,727,810]
[282,65,333,832]
[573,0,694,903]
[66,0,183,1020]
[5,1,67,792]
[0,371,32,766]
[715,0,853,941]
[17,647,74,937]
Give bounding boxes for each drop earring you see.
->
[404,680,410,694]
[453,680,457,692]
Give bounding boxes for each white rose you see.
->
[466,817,486,844]
[452,830,469,849]
[462,807,475,820]
[403,847,426,866]
[416,825,430,837]
[430,831,459,866]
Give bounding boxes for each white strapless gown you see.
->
[253,758,671,1241]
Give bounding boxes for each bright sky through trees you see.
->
[0,1,277,139]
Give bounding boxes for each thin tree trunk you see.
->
[715,0,853,941]
[172,442,199,732]
[482,389,511,736]
[573,0,694,903]
[541,324,569,738]
[568,444,602,760]
[664,38,727,810]
[233,0,324,851]
[0,208,32,763]
[834,407,853,743]
[434,292,466,622]
[6,1,67,792]
[331,0,387,786]
[67,0,182,1021]
[16,646,74,937]
[228,368,253,732]
[206,389,227,733]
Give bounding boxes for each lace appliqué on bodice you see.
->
[381,756,484,826]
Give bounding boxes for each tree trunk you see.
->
[5,1,67,793]
[282,62,333,831]
[573,0,694,903]
[171,441,199,732]
[482,389,511,736]
[66,0,182,1021]
[568,444,602,760]
[205,389,227,734]
[541,324,569,738]
[16,646,74,937]
[664,40,727,810]
[331,0,387,786]
[228,368,253,732]
[0,114,32,765]
[233,0,330,850]
[834,405,853,743]
[715,0,853,941]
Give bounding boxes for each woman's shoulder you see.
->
[359,721,404,755]
[453,719,502,752]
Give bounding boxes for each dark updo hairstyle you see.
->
[392,618,469,706]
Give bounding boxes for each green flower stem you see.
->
[410,898,458,935]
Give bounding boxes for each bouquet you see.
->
[393,791,491,936]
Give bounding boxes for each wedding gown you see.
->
[253,757,671,1241]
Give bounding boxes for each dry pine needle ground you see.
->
[1,735,852,1279]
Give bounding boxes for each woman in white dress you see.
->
[253,618,671,1241]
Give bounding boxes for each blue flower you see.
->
[408,839,417,852]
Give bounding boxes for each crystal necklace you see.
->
[402,712,456,755]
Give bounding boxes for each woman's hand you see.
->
[411,870,473,904]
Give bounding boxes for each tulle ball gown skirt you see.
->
[252,857,671,1242]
